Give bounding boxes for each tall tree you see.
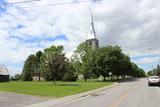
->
[71,42,94,81]
[34,51,43,81]
[92,45,144,80]
[107,46,124,78]
[63,63,78,81]
[93,46,110,81]
[155,64,160,75]
[94,45,125,80]
[40,45,69,84]
[22,54,36,81]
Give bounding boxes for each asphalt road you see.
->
[0,92,50,107]
[53,78,160,107]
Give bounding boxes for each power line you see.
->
[0,0,41,6]
[0,0,102,8]
[24,1,99,8]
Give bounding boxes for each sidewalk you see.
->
[24,82,119,107]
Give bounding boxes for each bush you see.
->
[63,70,77,81]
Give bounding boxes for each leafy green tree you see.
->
[149,64,160,76]
[22,54,36,81]
[119,54,131,79]
[130,62,145,77]
[107,46,125,78]
[10,74,21,81]
[40,45,69,84]
[34,51,43,81]
[147,71,153,76]
[94,45,126,80]
[92,45,145,80]
[63,63,77,81]
[14,74,22,80]
[71,42,94,81]
[93,46,110,81]
[155,64,160,76]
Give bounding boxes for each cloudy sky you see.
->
[0,0,160,75]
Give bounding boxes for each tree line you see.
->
[147,64,160,76]
[71,42,145,81]
[20,42,145,83]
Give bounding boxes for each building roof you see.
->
[0,65,9,75]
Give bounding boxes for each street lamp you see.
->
[158,58,160,65]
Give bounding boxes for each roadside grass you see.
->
[0,81,113,97]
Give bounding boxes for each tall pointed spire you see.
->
[87,8,96,39]
[86,8,99,50]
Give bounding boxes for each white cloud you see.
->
[0,0,160,74]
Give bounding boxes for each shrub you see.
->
[63,70,77,81]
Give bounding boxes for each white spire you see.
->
[87,8,96,40]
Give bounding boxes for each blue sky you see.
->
[0,0,6,13]
[0,0,160,75]
[131,55,160,71]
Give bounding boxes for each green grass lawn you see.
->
[0,81,113,97]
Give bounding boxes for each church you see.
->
[86,9,99,50]
[78,10,99,80]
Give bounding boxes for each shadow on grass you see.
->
[45,83,80,86]
[55,84,80,86]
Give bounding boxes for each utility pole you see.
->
[152,65,154,75]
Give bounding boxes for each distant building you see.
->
[0,65,9,82]
[86,9,99,50]
[32,76,44,81]
[32,72,44,81]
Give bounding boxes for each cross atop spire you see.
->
[87,8,96,39]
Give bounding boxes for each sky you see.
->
[0,0,160,75]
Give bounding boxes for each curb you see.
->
[24,82,119,107]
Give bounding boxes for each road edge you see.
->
[24,82,119,107]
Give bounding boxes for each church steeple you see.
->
[86,9,99,50]
[87,8,96,39]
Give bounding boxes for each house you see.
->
[32,76,44,81]
[0,65,10,82]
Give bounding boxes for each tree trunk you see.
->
[117,75,119,80]
[111,75,113,81]
[53,72,56,85]
[84,78,87,82]
[83,75,87,82]
[53,78,56,85]
[103,76,106,81]
[38,74,41,82]
[122,75,125,79]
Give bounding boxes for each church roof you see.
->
[0,65,9,75]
